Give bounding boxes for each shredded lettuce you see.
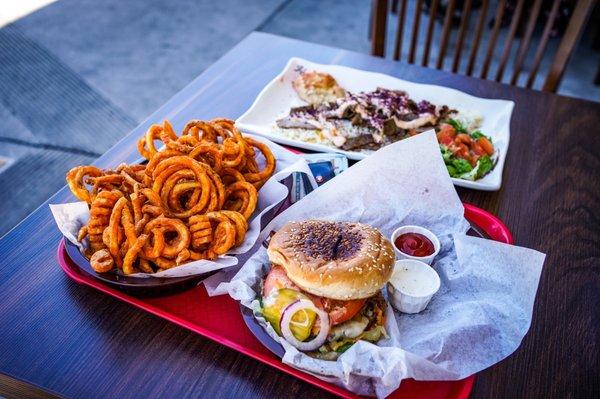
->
[452,158,473,174]
[440,145,454,162]
[446,164,458,176]
[476,155,493,178]
[441,146,472,178]
[440,141,495,180]
[470,130,492,142]
[470,130,484,139]
[458,166,478,181]
[457,156,493,180]
[329,325,387,353]
[359,325,387,342]
[335,342,354,353]
[444,118,468,133]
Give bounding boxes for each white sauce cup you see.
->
[387,259,441,314]
[390,225,440,265]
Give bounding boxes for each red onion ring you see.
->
[279,299,329,351]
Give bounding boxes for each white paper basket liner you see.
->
[210,132,545,398]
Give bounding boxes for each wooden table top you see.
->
[0,32,598,399]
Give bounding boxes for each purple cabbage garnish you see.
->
[417,100,435,114]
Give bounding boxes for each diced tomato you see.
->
[471,141,486,156]
[263,265,298,297]
[322,298,367,325]
[436,124,456,146]
[470,154,480,166]
[454,133,472,145]
[452,143,469,158]
[478,137,494,155]
[439,123,456,135]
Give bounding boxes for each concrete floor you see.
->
[0,0,598,236]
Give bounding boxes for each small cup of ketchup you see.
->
[391,225,440,265]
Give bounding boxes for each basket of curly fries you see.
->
[54,118,308,278]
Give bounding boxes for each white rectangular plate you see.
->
[236,57,514,191]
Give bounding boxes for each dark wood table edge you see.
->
[0,372,63,399]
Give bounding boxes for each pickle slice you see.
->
[261,288,317,341]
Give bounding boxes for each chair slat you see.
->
[436,0,457,69]
[421,0,439,67]
[526,0,561,89]
[466,0,489,76]
[393,0,408,60]
[371,0,389,57]
[452,0,474,73]
[543,0,596,92]
[481,0,507,79]
[495,0,526,82]
[510,0,543,85]
[408,0,424,64]
[371,0,593,92]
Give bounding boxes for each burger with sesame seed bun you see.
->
[260,220,395,360]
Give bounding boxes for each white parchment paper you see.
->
[50,135,317,278]
[212,131,545,397]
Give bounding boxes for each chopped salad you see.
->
[437,118,496,181]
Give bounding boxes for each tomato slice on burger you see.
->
[262,265,298,297]
[323,298,367,325]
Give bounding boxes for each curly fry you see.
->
[143,217,190,258]
[108,197,129,267]
[152,156,212,218]
[66,166,104,203]
[121,203,137,248]
[242,137,276,189]
[224,181,257,219]
[137,124,164,160]
[143,227,165,260]
[220,168,246,186]
[218,210,248,246]
[123,234,148,275]
[208,220,235,257]
[176,249,191,265]
[90,249,114,273]
[138,258,153,273]
[77,226,88,242]
[189,215,212,249]
[66,118,275,274]
[88,190,122,252]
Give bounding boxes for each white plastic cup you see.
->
[387,259,441,314]
[390,225,440,265]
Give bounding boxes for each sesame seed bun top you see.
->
[267,220,395,300]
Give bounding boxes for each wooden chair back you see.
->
[370,0,596,92]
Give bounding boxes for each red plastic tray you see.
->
[57,203,512,398]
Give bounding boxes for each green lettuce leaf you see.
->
[335,342,354,353]
[452,158,473,174]
[440,145,454,163]
[457,156,494,180]
[446,164,458,177]
[470,130,492,142]
[444,118,468,133]
[476,155,493,178]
